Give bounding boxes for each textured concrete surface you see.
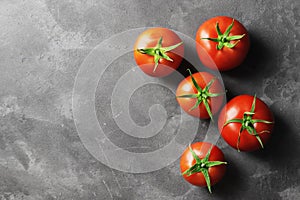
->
[0,0,299,199]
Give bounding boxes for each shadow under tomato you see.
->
[176,58,200,78]
[212,155,248,197]
[248,111,300,168]
[246,111,300,192]
[142,164,191,197]
[217,32,281,105]
[222,90,235,102]
[222,32,275,79]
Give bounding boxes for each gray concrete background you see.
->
[0,0,299,199]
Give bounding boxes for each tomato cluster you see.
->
[133,16,274,193]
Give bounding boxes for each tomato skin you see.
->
[134,27,184,77]
[176,72,224,119]
[196,16,250,71]
[218,95,274,152]
[180,142,226,187]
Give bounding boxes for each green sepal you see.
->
[189,99,202,111]
[201,168,212,193]
[161,42,183,52]
[188,144,202,163]
[205,161,227,168]
[182,163,198,176]
[252,128,264,149]
[201,38,219,43]
[223,95,274,151]
[182,144,227,193]
[202,145,214,163]
[224,118,243,127]
[223,20,234,37]
[250,95,257,113]
[244,111,255,116]
[188,69,202,92]
[217,42,224,50]
[207,92,226,98]
[252,119,274,124]
[224,41,240,48]
[203,78,216,93]
[203,99,213,122]
[227,34,245,40]
[216,22,222,36]
[176,94,199,98]
[201,19,246,50]
[177,69,225,121]
[137,48,155,55]
[156,37,163,48]
[153,55,160,72]
[160,52,173,62]
[137,36,183,73]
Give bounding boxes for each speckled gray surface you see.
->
[0,0,299,199]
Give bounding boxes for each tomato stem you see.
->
[137,37,183,72]
[223,95,274,151]
[176,69,225,121]
[201,19,245,50]
[182,144,227,193]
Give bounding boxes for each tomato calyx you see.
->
[176,69,225,121]
[223,95,274,151]
[182,144,227,193]
[137,37,183,72]
[201,19,245,50]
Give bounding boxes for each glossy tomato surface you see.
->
[180,142,226,187]
[134,27,184,77]
[218,95,274,151]
[196,16,250,71]
[176,72,224,119]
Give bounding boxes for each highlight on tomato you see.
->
[218,95,274,152]
[176,69,225,120]
[180,142,227,193]
[134,27,184,77]
[195,16,250,71]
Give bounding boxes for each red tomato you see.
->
[196,16,250,71]
[218,95,274,152]
[180,142,227,193]
[176,70,224,120]
[134,27,184,77]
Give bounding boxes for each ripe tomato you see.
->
[196,16,250,71]
[180,142,227,193]
[218,95,274,152]
[134,27,184,77]
[176,70,224,120]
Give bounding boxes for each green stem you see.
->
[182,144,227,193]
[176,69,225,121]
[137,37,183,72]
[223,95,274,150]
[201,19,245,50]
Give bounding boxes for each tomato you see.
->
[195,16,250,71]
[180,142,227,193]
[218,95,274,152]
[176,70,224,120]
[134,27,184,77]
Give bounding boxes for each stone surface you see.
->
[0,0,299,199]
